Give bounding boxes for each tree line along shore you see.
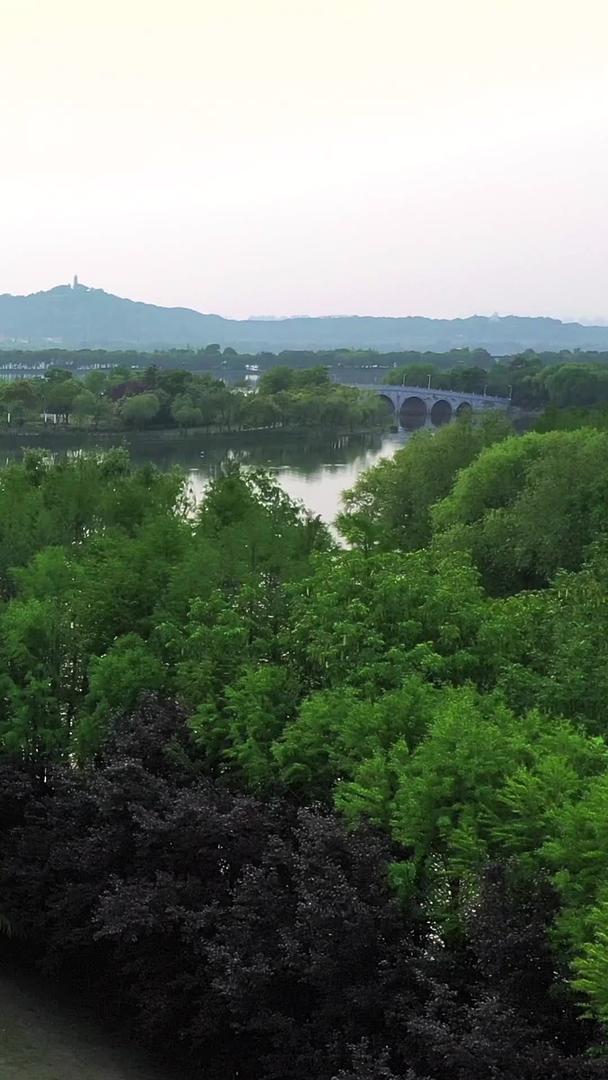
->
[2,347,608,436]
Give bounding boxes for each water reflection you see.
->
[0,429,412,524]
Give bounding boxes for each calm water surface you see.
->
[180,430,411,521]
[0,429,412,524]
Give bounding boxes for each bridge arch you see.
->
[400,395,427,429]
[377,393,397,421]
[344,383,510,426]
[430,399,452,426]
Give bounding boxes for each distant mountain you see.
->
[2,281,608,354]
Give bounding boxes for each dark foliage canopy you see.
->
[1,699,604,1080]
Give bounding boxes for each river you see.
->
[0,428,412,524]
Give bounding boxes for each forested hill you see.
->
[3,281,608,352]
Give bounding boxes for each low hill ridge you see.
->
[2,282,608,353]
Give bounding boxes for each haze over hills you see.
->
[3,281,608,354]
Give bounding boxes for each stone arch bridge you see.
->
[350,384,510,427]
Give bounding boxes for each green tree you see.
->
[73,388,111,428]
[573,899,608,1025]
[82,369,110,394]
[258,367,295,395]
[0,596,83,764]
[120,392,160,428]
[171,394,203,429]
[222,664,300,788]
[544,364,608,409]
[79,633,166,755]
[287,547,487,696]
[0,379,41,420]
[339,413,511,552]
[432,429,608,593]
[274,679,439,802]
[241,394,281,429]
[42,376,80,423]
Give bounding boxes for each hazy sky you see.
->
[2,0,608,320]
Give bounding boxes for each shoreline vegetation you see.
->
[0,347,608,439]
[0,420,392,443]
[0,363,390,437]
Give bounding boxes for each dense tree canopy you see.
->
[0,364,387,434]
[2,417,608,1076]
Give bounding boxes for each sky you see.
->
[2,0,608,321]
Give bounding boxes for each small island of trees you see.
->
[0,364,387,435]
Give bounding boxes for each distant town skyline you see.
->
[3,0,608,321]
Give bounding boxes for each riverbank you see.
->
[0,421,390,445]
[0,963,176,1080]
